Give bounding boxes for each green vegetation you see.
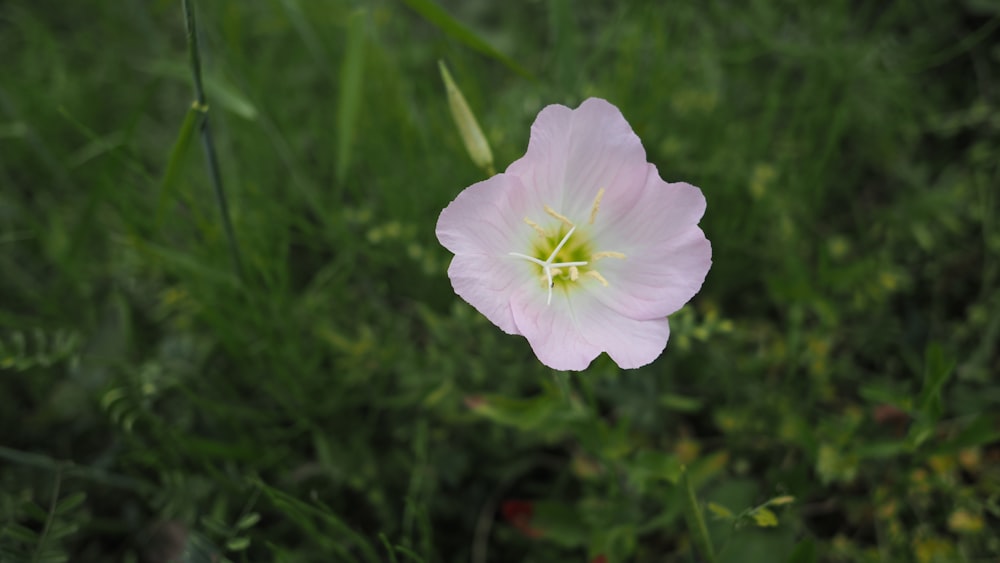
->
[1,0,998,561]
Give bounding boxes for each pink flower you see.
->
[435,98,711,371]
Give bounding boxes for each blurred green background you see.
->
[1,0,998,561]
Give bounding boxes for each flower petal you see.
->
[507,98,649,224]
[510,285,672,370]
[436,173,538,335]
[591,168,712,319]
[595,168,707,246]
[577,300,671,369]
[448,254,533,335]
[509,287,603,371]
[436,173,532,257]
[594,227,711,320]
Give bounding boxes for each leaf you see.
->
[35,552,69,563]
[468,393,577,432]
[856,441,908,459]
[707,502,735,520]
[274,0,327,66]
[788,539,818,563]
[628,450,683,490]
[400,0,531,77]
[858,384,911,409]
[226,537,251,551]
[336,9,366,184]
[200,516,230,537]
[532,502,588,547]
[144,61,258,120]
[174,433,263,461]
[99,387,128,411]
[816,444,857,484]
[929,413,1000,454]
[22,501,49,523]
[421,380,453,408]
[55,492,86,514]
[916,343,955,419]
[255,479,376,563]
[156,105,200,228]
[687,451,730,487]
[680,467,717,563]
[906,344,957,449]
[766,496,795,507]
[659,393,704,413]
[751,508,778,527]
[4,523,38,543]
[947,509,985,534]
[378,534,399,563]
[46,521,79,540]
[716,524,798,563]
[390,544,426,562]
[132,239,240,288]
[235,512,261,530]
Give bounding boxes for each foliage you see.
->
[1,0,998,561]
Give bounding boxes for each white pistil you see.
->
[509,225,588,305]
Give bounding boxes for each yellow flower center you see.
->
[509,188,626,305]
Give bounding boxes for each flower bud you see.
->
[439,60,495,174]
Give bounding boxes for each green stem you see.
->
[31,469,62,563]
[681,466,717,563]
[551,370,572,405]
[0,446,149,493]
[182,0,244,280]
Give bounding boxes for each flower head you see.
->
[436,98,711,371]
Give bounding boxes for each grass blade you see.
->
[401,0,532,78]
[680,466,716,563]
[156,104,199,228]
[337,9,367,184]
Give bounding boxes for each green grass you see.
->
[1,0,998,561]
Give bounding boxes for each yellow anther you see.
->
[523,217,548,237]
[591,250,626,261]
[543,205,575,228]
[585,270,609,287]
[550,267,563,277]
[589,188,606,224]
[569,266,579,281]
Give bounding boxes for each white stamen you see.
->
[591,250,626,261]
[544,205,574,228]
[523,217,548,237]
[585,270,609,287]
[589,188,605,224]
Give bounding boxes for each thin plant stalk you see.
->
[182,0,244,279]
[681,466,717,563]
[31,469,61,563]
